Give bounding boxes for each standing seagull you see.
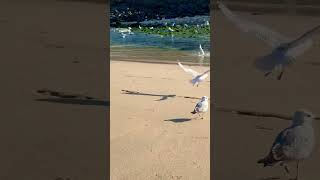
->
[257,109,315,180]
[218,1,320,80]
[191,96,209,119]
[178,61,210,87]
[198,44,205,57]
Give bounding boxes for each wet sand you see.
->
[110,60,210,179]
[110,46,210,65]
[213,10,320,180]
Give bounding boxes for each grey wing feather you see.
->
[195,102,202,110]
[200,69,210,76]
[287,25,320,48]
[271,127,296,160]
[218,1,290,48]
[286,25,320,58]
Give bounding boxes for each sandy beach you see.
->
[110,60,210,180]
[0,0,108,179]
[212,9,320,180]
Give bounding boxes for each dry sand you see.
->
[0,0,107,179]
[110,61,210,180]
[212,10,320,180]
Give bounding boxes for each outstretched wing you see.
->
[200,69,210,77]
[178,61,199,77]
[286,25,320,59]
[218,1,290,48]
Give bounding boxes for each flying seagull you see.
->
[178,61,210,87]
[257,109,315,180]
[218,1,320,80]
[191,96,209,119]
[117,27,132,33]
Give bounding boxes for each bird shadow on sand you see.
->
[121,89,200,101]
[36,98,109,106]
[164,118,192,123]
[259,177,281,180]
[214,106,320,121]
[121,89,176,101]
[35,88,109,106]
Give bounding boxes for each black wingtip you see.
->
[257,159,264,164]
[257,159,268,167]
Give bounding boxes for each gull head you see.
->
[201,96,209,102]
[293,109,314,125]
[128,27,132,30]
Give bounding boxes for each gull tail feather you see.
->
[257,154,277,167]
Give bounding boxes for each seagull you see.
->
[218,1,320,80]
[168,27,174,32]
[117,27,132,33]
[150,27,154,29]
[178,61,210,87]
[205,21,209,26]
[121,33,127,38]
[191,96,209,119]
[257,109,315,180]
[198,44,205,57]
[139,25,142,29]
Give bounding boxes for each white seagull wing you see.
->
[286,25,320,59]
[200,69,210,77]
[218,1,290,48]
[178,62,199,77]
